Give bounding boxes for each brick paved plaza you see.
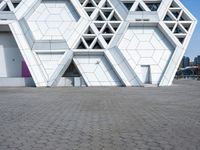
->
[0,80,200,150]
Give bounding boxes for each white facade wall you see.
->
[0,0,197,87]
[0,32,23,77]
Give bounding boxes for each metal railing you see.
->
[175,75,200,80]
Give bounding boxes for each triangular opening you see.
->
[79,0,85,5]
[177,37,185,44]
[110,23,120,31]
[83,36,96,47]
[77,39,87,49]
[102,9,112,18]
[110,15,118,21]
[84,26,95,34]
[174,25,185,34]
[164,13,174,21]
[181,23,191,31]
[62,61,81,77]
[102,0,111,8]
[170,1,179,8]
[145,2,161,11]
[103,35,113,44]
[85,8,95,16]
[96,12,104,21]
[12,2,20,8]
[85,0,95,7]
[94,23,105,32]
[105,38,112,44]
[93,0,100,5]
[102,24,113,34]
[122,2,134,11]
[179,12,191,21]
[136,4,145,11]
[165,23,175,31]
[93,40,104,49]
[1,4,10,11]
[170,9,181,19]
[110,12,121,21]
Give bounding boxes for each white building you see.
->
[0,0,197,87]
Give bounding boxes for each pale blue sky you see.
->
[180,0,200,60]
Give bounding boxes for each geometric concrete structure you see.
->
[0,0,197,87]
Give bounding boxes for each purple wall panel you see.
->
[22,61,31,77]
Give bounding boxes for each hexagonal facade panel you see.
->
[0,0,197,87]
[26,0,80,40]
[118,26,174,85]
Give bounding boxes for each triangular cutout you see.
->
[105,38,112,44]
[84,26,95,34]
[170,1,179,8]
[85,0,95,7]
[12,2,20,8]
[62,61,81,77]
[1,4,10,11]
[177,37,185,44]
[83,36,96,47]
[103,35,113,44]
[179,12,191,21]
[110,23,120,31]
[181,23,191,31]
[110,12,121,21]
[102,0,111,8]
[79,0,86,5]
[77,39,87,49]
[96,12,104,21]
[145,2,161,11]
[136,4,145,11]
[165,23,175,31]
[122,2,134,11]
[170,9,181,19]
[92,40,104,49]
[102,24,113,34]
[102,9,112,19]
[164,13,174,21]
[174,25,185,34]
[93,0,101,6]
[110,15,118,21]
[94,22,105,32]
[85,8,95,16]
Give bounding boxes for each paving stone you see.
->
[0,80,199,150]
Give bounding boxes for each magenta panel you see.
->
[22,61,31,77]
